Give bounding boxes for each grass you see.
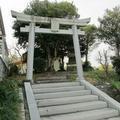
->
[7,73,45,82]
[84,70,120,84]
[111,81,120,90]
[0,79,21,120]
[66,70,109,84]
[68,69,120,102]
[84,69,120,102]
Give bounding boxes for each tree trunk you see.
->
[47,46,52,71]
[54,41,59,59]
[85,51,88,63]
[54,47,57,58]
[85,40,89,63]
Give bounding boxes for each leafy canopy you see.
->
[83,24,97,47]
[13,0,81,71]
[24,0,78,18]
[13,0,79,50]
[98,6,120,56]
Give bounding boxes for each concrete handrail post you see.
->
[24,82,41,120]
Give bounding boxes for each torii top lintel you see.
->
[11,10,90,26]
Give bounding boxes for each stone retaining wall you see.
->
[0,56,8,81]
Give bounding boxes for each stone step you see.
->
[39,101,107,116]
[35,76,66,80]
[32,82,80,89]
[34,90,91,100]
[41,108,119,120]
[35,79,68,83]
[37,95,99,107]
[33,86,85,94]
[107,117,120,120]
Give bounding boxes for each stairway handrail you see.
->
[24,82,41,120]
[81,79,120,113]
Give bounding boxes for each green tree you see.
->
[13,0,83,71]
[111,56,120,76]
[24,0,78,18]
[13,0,79,71]
[98,6,120,57]
[83,24,97,63]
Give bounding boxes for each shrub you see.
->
[84,70,117,85]
[0,79,20,120]
[67,65,77,71]
[111,56,120,77]
[111,81,120,90]
[34,57,46,73]
[9,63,19,76]
[84,70,106,85]
[83,61,94,71]
[111,81,120,102]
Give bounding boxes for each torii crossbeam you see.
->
[11,10,90,82]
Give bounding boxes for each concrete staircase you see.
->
[32,82,120,120]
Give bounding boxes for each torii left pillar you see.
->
[26,22,35,83]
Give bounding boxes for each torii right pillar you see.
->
[72,25,84,81]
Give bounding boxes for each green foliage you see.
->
[13,0,78,48]
[83,61,94,71]
[34,57,46,73]
[33,48,47,73]
[111,81,120,102]
[106,71,120,82]
[68,74,77,81]
[98,6,120,57]
[81,25,97,69]
[24,0,78,18]
[98,64,113,71]
[9,63,19,76]
[84,70,106,85]
[111,56,120,76]
[13,0,87,71]
[111,81,120,90]
[83,25,97,46]
[84,70,118,85]
[0,79,20,120]
[85,70,120,102]
[67,65,77,71]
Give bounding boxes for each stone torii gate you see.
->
[11,11,90,82]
